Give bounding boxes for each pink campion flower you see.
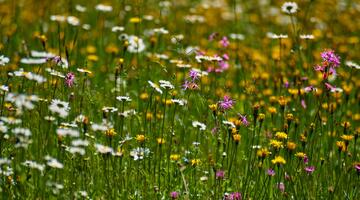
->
[303,155,309,164]
[182,80,199,90]
[314,64,325,72]
[355,164,360,173]
[211,127,219,134]
[304,166,315,174]
[208,32,218,41]
[324,82,336,91]
[321,49,340,67]
[229,192,242,200]
[277,182,285,193]
[222,53,229,60]
[304,85,315,93]
[219,95,234,110]
[216,170,225,179]
[301,99,307,109]
[65,72,75,87]
[170,191,179,199]
[189,69,199,81]
[284,81,289,88]
[218,60,229,71]
[220,36,230,48]
[267,168,275,177]
[238,114,249,126]
[284,172,291,181]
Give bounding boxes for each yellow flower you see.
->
[136,134,145,143]
[278,96,287,107]
[105,128,117,138]
[256,148,270,158]
[258,113,265,121]
[232,134,241,143]
[341,121,351,129]
[270,139,284,150]
[130,17,142,23]
[286,141,296,151]
[336,141,347,152]
[300,134,307,143]
[87,54,99,62]
[209,104,218,111]
[157,138,165,145]
[146,112,153,120]
[140,92,149,100]
[275,132,288,140]
[268,106,277,114]
[340,134,354,141]
[286,113,294,121]
[295,152,307,159]
[271,156,286,165]
[191,159,201,166]
[170,154,180,161]
[231,128,237,134]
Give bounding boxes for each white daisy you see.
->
[267,32,288,39]
[159,80,174,90]
[49,99,70,118]
[0,85,9,92]
[57,128,79,137]
[31,50,55,58]
[0,55,10,66]
[50,15,66,22]
[345,61,360,69]
[148,80,163,94]
[192,121,206,131]
[67,16,80,26]
[66,146,86,156]
[45,156,64,169]
[95,4,113,12]
[95,144,113,154]
[20,58,47,64]
[75,4,86,12]
[116,96,132,102]
[111,26,124,32]
[130,147,150,160]
[22,160,45,172]
[127,35,146,53]
[171,99,187,106]
[222,120,236,128]
[300,34,315,40]
[281,2,298,14]
[71,139,89,147]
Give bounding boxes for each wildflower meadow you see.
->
[0,0,359,199]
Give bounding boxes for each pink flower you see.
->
[65,72,75,87]
[189,69,199,81]
[277,182,285,193]
[219,95,234,110]
[170,191,179,199]
[324,82,336,91]
[220,36,230,48]
[238,114,249,126]
[224,192,242,200]
[355,164,360,173]
[267,168,275,176]
[304,166,315,174]
[230,192,242,200]
[301,99,307,109]
[216,170,225,179]
[208,32,218,41]
[303,155,309,164]
[321,49,340,67]
[304,85,315,93]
